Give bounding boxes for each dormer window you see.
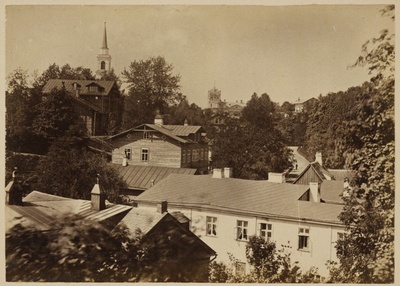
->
[89,86,98,92]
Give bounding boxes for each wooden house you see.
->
[108,116,209,174]
[42,79,122,136]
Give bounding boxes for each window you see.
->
[193,149,198,161]
[298,227,310,250]
[259,223,272,241]
[206,216,217,236]
[187,150,191,162]
[89,86,98,92]
[236,220,248,241]
[235,261,246,276]
[101,61,106,70]
[124,148,131,160]
[182,150,186,163]
[143,131,151,139]
[141,148,149,162]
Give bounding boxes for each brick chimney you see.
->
[223,167,232,178]
[315,152,323,165]
[157,201,168,214]
[154,110,164,126]
[309,182,320,203]
[184,117,189,126]
[212,168,224,179]
[91,174,106,211]
[268,172,285,183]
[5,168,23,205]
[73,82,81,97]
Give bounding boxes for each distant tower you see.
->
[97,22,112,73]
[208,85,221,109]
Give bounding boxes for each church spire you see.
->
[102,22,108,49]
[97,22,112,75]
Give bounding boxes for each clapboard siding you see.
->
[295,168,323,185]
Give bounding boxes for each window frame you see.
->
[298,227,310,251]
[206,216,218,237]
[124,148,131,160]
[236,220,249,241]
[259,223,273,241]
[141,148,149,162]
[182,150,186,163]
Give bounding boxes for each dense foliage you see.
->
[33,139,126,203]
[211,93,292,179]
[326,5,395,283]
[208,236,320,283]
[6,215,208,282]
[121,56,184,128]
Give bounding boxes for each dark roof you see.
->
[6,191,132,232]
[136,174,343,224]
[110,164,197,190]
[119,208,216,257]
[43,79,116,96]
[108,124,204,144]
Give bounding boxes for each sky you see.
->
[5,3,394,108]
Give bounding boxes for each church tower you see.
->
[97,22,112,73]
[208,85,221,109]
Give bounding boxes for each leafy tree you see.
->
[121,56,183,128]
[212,93,291,179]
[166,98,206,125]
[33,139,126,203]
[329,5,394,283]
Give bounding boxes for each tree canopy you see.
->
[121,56,183,128]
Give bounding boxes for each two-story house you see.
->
[108,115,209,174]
[134,168,346,278]
[42,79,122,136]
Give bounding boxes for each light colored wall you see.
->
[111,132,181,167]
[137,203,344,277]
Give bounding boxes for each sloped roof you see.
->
[328,169,355,181]
[320,180,345,204]
[6,191,132,232]
[110,164,197,190]
[42,79,116,96]
[136,174,343,224]
[108,124,203,144]
[293,161,333,184]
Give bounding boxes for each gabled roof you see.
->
[293,161,333,184]
[119,208,216,257]
[136,174,343,224]
[43,79,116,96]
[108,124,204,144]
[6,191,132,232]
[110,164,197,190]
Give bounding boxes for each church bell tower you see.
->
[97,22,112,73]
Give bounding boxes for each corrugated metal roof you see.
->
[160,125,203,136]
[6,191,132,232]
[120,208,167,235]
[110,164,197,190]
[136,174,344,224]
[42,79,116,96]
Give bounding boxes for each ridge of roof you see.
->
[43,79,116,96]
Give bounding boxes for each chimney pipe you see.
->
[315,152,323,165]
[154,110,164,126]
[309,182,320,203]
[91,174,106,211]
[184,117,189,126]
[157,201,168,213]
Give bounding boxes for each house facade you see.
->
[108,117,209,174]
[42,79,122,136]
[135,171,346,278]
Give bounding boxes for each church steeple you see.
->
[97,22,112,74]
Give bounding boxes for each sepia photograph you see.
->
[2,1,396,283]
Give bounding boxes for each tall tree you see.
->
[121,56,183,128]
[33,139,126,203]
[331,5,394,283]
[167,98,206,125]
